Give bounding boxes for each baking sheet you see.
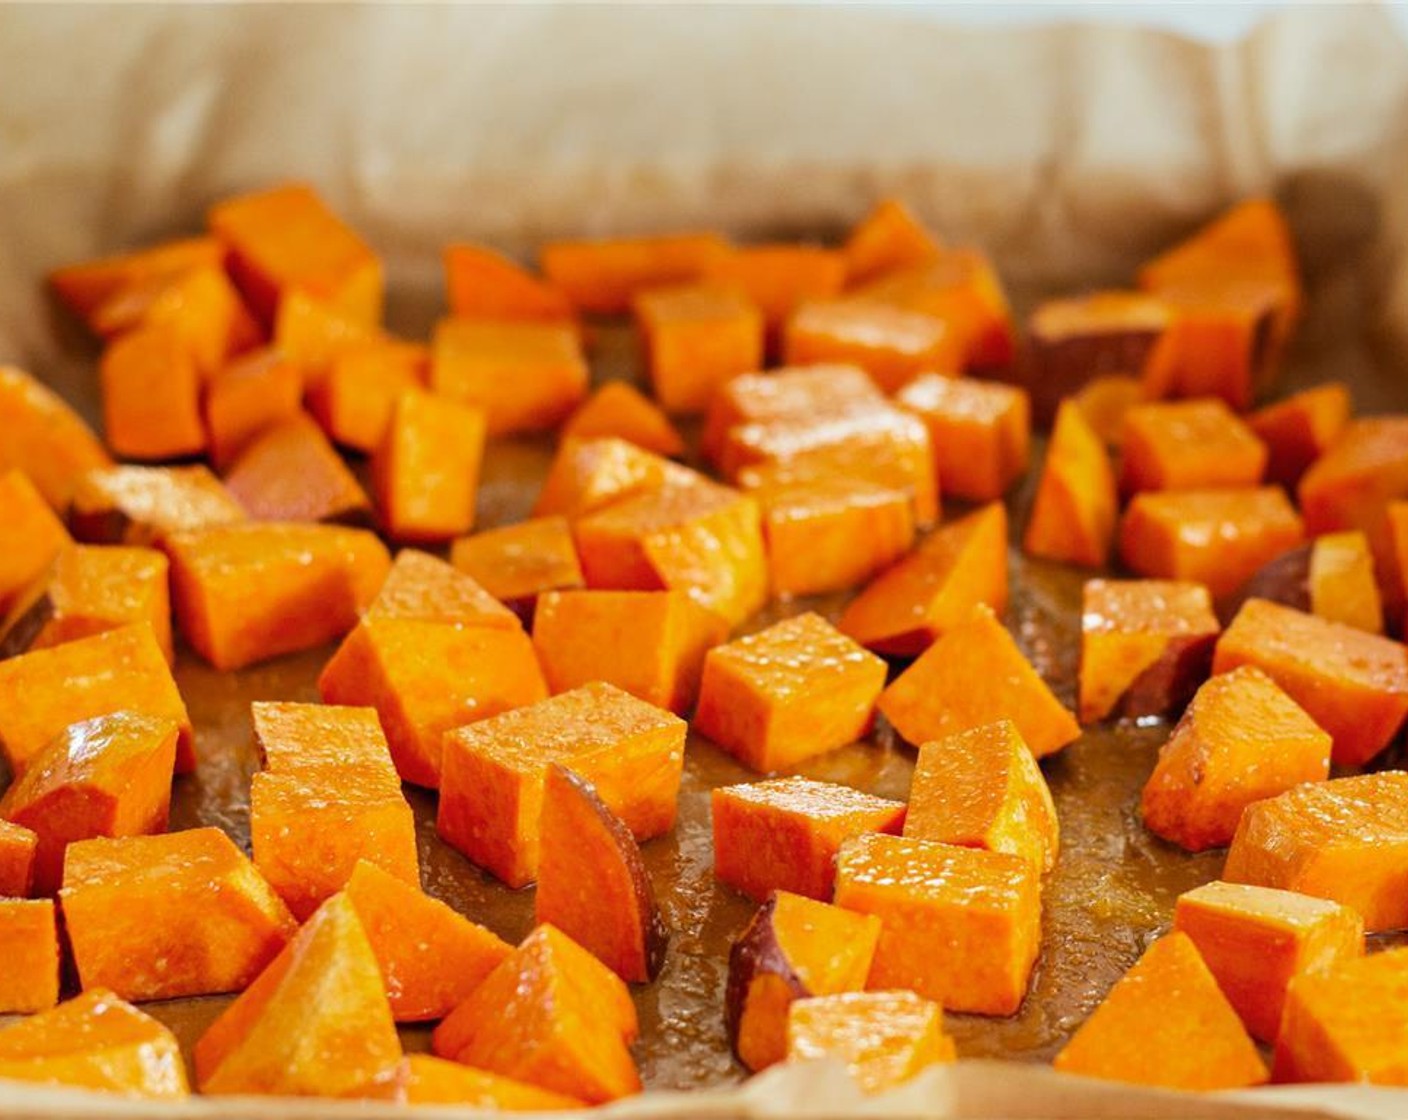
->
[2,3,1408,1116]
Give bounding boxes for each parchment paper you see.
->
[1,4,1408,1117]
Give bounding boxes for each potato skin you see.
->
[724,895,808,1061]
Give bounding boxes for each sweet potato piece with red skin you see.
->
[195,892,402,1098]
[560,381,685,457]
[540,231,731,315]
[68,464,246,547]
[1,711,178,895]
[433,924,641,1103]
[843,199,942,286]
[367,548,519,630]
[62,827,297,1002]
[345,860,511,1023]
[1233,533,1383,634]
[372,389,486,543]
[0,899,59,1013]
[1213,597,1408,766]
[704,244,846,342]
[444,243,576,324]
[225,414,370,525]
[635,284,765,415]
[1275,947,1408,1084]
[362,1055,583,1109]
[533,436,681,520]
[0,470,69,617]
[1073,374,1145,449]
[0,367,111,510]
[879,603,1079,759]
[1249,381,1351,488]
[786,991,956,1094]
[783,300,959,393]
[99,324,205,461]
[726,891,881,1072]
[0,624,193,776]
[896,374,1030,502]
[0,988,189,1099]
[0,819,37,897]
[49,236,226,327]
[712,777,906,904]
[205,347,303,470]
[1023,400,1117,569]
[1119,398,1267,495]
[537,764,668,983]
[1079,578,1220,724]
[167,521,390,671]
[451,516,585,622]
[1223,773,1408,932]
[307,338,428,453]
[1119,488,1304,600]
[1174,881,1363,1043]
[1053,932,1267,1091]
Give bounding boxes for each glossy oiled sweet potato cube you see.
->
[99,324,205,461]
[1246,533,1387,635]
[366,548,519,630]
[842,198,942,285]
[704,244,846,341]
[50,236,226,328]
[205,347,303,470]
[307,338,428,453]
[783,300,959,393]
[1119,398,1267,496]
[1275,947,1408,1084]
[0,819,37,897]
[0,899,59,1013]
[1249,381,1351,488]
[634,284,764,415]
[68,464,246,546]
[225,414,370,525]
[0,470,69,617]
[373,389,486,542]
[1022,400,1117,568]
[444,243,575,324]
[533,437,681,520]
[451,516,585,620]
[541,231,730,315]
[0,366,111,510]
[896,374,1030,502]
[786,991,956,1095]
[561,381,685,458]
[272,289,380,373]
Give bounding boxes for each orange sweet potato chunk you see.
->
[307,338,428,453]
[195,892,402,1098]
[1119,398,1267,495]
[451,516,585,619]
[1299,415,1408,560]
[345,860,511,1023]
[843,198,942,286]
[62,827,296,1002]
[1119,488,1304,600]
[0,624,193,776]
[434,924,640,1103]
[1275,947,1408,1084]
[1078,578,1220,724]
[533,436,680,519]
[561,381,686,457]
[99,324,205,461]
[366,1055,583,1109]
[726,891,881,1072]
[1213,597,1408,766]
[1308,530,1384,633]
[704,245,846,340]
[1073,374,1145,449]
[839,501,1008,657]
[879,604,1079,759]
[0,819,37,897]
[786,990,956,1095]
[1173,881,1363,1043]
[68,464,246,546]
[1053,932,1267,1090]
[438,682,686,888]
[366,548,519,630]
[167,521,390,670]
[0,899,59,1013]
[0,988,189,1099]
[0,367,111,510]
[783,300,959,393]
[1249,381,1351,488]
[712,777,905,903]
[272,289,380,375]
[533,588,727,714]
[225,414,370,524]
[696,613,887,773]
[1223,773,1408,932]
[210,182,383,326]
[1142,666,1331,852]
[50,236,226,327]
[372,389,486,542]
[1022,400,1117,569]
[444,243,576,324]
[540,231,731,315]
[205,347,304,470]
[1,711,178,895]
[0,470,69,617]
[896,373,1030,501]
[635,284,764,415]
[836,833,1041,1016]
[904,721,1059,874]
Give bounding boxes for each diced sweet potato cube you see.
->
[272,290,380,374]
[1174,881,1363,1043]
[1,544,172,664]
[879,604,1078,759]
[1,711,178,895]
[307,338,428,452]
[62,827,297,1001]
[431,318,589,435]
[345,860,511,1022]
[320,617,544,787]
[195,892,401,1097]
[786,990,956,1095]
[1073,374,1145,449]
[1300,416,1408,584]
[696,613,887,773]
[366,548,519,630]
[904,721,1059,874]
[540,231,731,315]
[451,516,585,619]
[1224,773,1408,932]
[726,891,881,1072]
[0,624,192,776]
[1078,578,1220,724]
[167,522,390,670]
[783,300,959,393]
[896,373,1030,501]
[0,366,111,510]
[1249,381,1351,488]
[99,324,205,460]
[712,776,905,903]
[438,682,685,887]
[842,199,942,286]
[634,285,764,415]
[0,819,37,897]
[210,182,383,325]
[1142,666,1330,852]
[1213,597,1408,765]
[68,464,246,546]
[704,245,846,340]
[366,1055,583,1109]
[1053,932,1267,1090]
[1119,398,1267,496]
[0,988,189,1098]
[205,347,304,470]
[835,833,1040,1016]
[372,389,486,542]
[1310,531,1384,633]
[250,702,418,920]
[444,243,576,324]
[839,502,1008,657]
[1022,400,1117,568]
[1119,488,1304,599]
[1024,291,1175,427]
[1275,947,1408,1084]
[0,899,58,1013]
[561,381,685,457]
[0,470,69,617]
[533,436,681,520]
[50,236,226,326]
[225,414,370,525]
[533,588,726,714]
[434,924,640,1103]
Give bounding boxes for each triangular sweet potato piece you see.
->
[561,382,685,458]
[365,547,518,629]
